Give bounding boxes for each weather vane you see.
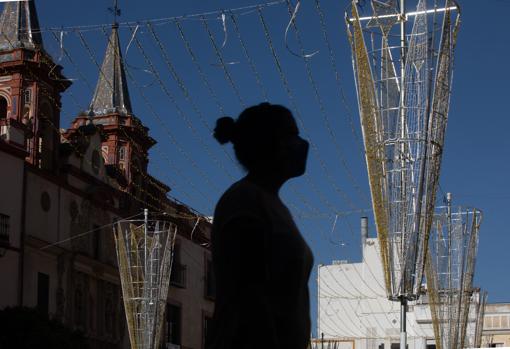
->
[108,0,121,25]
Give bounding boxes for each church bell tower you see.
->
[0,0,71,169]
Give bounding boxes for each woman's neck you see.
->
[245,171,286,195]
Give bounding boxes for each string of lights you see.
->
[228,11,269,102]
[127,24,237,182]
[313,0,364,155]
[31,0,288,34]
[284,0,369,205]
[16,44,207,222]
[174,19,225,115]
[319,243,429,338]
[257,6,358,212]
[45,115,191,218]
[320,298,362,337]
[51,31,212,205]
[145,22,238,167]
[320,302,361,338]
[321,266,397,336]
[169,18,332,220]
[51,16,316,220]
[201,15,245,108]
[96,26,221,198]
[50,31,95,92]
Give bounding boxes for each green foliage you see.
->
[0,306,89,349]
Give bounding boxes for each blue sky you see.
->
[26,0,510,334]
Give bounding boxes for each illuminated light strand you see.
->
[284,0,368,206]
[146,23,238,167]
[228,12,269,102]
[257,7,356,212]
[44,115,185,217]
[30,1,288,34]
[79,27,218,204]
[126,25,236,182]
[49,30,207,208]
[50,31,95,92]
[313,0,364,154]
[119,127,195,203]
[201,15,245,108]
[0,33,218,318]
[59,22,311,219]
[63,29,211,208]
[175,19,225,115]
[163,21,324,217]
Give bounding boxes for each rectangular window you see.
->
[203,315,212,349]
[501,315,509,329]
[166,303,181,345]
[37,272,50,314]
[93,224,100,260]
[205,258,216,300]
[37,136,43,168]
[493,316,501,329]
[0,213,9,242]
[170,243,186,288]
[24,89,31,105]
[391,344,408,349]
[484,317,492,329]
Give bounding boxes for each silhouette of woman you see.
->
[207,103,314,349]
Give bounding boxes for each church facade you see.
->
[0,2,214,349]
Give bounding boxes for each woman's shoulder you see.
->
[217,178,263,209]
[214,178,267,223]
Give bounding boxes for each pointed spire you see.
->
[89,25,132,116]
[0,0,44,50]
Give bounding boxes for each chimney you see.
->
[361,216,368,257]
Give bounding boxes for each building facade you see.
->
[317,218,481,349]
[481,303,510,348]
[0,1,214,348]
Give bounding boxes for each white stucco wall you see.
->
[318,238,433,349]
[168,235,214,349]
[318,237,481,349]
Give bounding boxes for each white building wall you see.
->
[168,235,214,349]
[318,238,434,349]
[318,236,482,349]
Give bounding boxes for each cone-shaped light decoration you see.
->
[114,212,176,349]
[346,0,461,299]
[426,204,482,349]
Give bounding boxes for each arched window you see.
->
[118,146,126,160]
[0,96,7,119]
[101,145,109,163]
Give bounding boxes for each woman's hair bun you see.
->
[214,116,236,145]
